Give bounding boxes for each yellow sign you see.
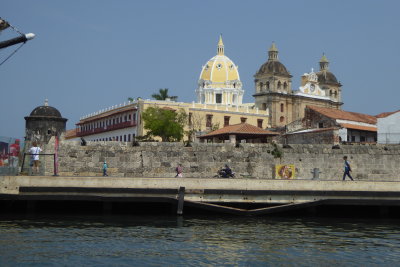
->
[275,164,295,179]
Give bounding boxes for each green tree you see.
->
[142,106,187,142]
[152,88,170,100]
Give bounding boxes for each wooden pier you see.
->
[1,176,400,216]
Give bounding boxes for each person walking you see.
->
[29,141,42,175]
[103,161,108,176]
[175,164,183,177]
[342,156,353,181]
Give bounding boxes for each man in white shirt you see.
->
[29,141,42,175]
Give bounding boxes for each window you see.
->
[284,82,287,90]
[216,93,222,104]
[277,81,281,89]
[224,116,230,127]
[280,116,284,123]
[351,136,356,142]
[259,82,263,91]
[116,136,118,141]
[189,113,193,126]
[280,103,284,112]
[128,134,131,142]
[318,122,323,128]
[206,114,213,128]
[240,117,247,123]
[262,103,267,110]
[266,81,270,89]
[257,119,263,128]
[360,136,366,142]
[120,135,122,141]
[128,114,131,121]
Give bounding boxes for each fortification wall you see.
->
[43,139,400,181]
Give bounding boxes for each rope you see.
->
[0,42,25,67]
[0,17,24,36]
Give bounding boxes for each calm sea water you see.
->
[0,215,399,266]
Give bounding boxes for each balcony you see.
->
[77,121,137,137]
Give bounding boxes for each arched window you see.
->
[233,83,236,88]
[277,81,281,89]
[330,90,333,96]
[280,116,284,123]
[266,81,270,89]
[259,82,263,91]
[280,103,284,112]
[283,82,287,90]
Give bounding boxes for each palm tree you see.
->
[128,88,177,103]
[152,88,170,100]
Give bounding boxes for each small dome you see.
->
[30,105,62,118]
[316,71,339,85]
[257,60,291,77]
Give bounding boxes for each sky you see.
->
[1,0,400,139]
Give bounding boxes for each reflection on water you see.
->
[0,215,399,266]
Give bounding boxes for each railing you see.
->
[77,121,137,137]
[21,153,57,176]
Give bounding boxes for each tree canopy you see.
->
[141,106,187,142]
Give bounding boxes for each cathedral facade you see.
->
[253,43,342,129]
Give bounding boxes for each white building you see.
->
[377,110,400,144]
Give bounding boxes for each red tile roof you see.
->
[200,123,278,138]
[307,106,377,124]
[64,128,78,139]
[340,123,377,132]
[375,110,400,118]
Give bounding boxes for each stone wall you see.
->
[43,138,400,181]
[282,128,340,145]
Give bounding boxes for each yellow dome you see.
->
[196,35,244,105]
[199,36,240,87]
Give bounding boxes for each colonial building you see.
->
[282,106,377,144]
[69,36,269,142]
[376,110,400,144]
[253,43,342,128]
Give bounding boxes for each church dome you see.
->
[196,35,244,105]
[317,54,341,85]
[255,42,291,78]
[29,99,62,118]
[199,36,240,86]
[316,71,339,85]
[257,60,291,77]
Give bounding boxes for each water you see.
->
[0,215,399,266]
